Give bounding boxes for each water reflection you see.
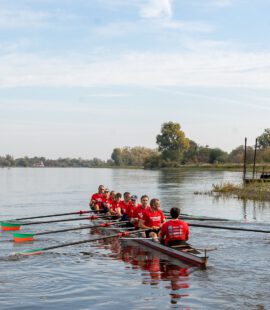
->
[88,228,192,306]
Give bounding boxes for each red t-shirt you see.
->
[111,200,121,212]
[160,219,189,246]
[127,204,138,218]
[142,208,165,228]
[91,193,105,208]
[134,204,149,221]
[119,200,132,214]
[103,197,114,209]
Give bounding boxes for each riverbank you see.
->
[195,182,270,202]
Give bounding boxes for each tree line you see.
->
[1,124,270,168]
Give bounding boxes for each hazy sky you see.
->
[1,0,270,159]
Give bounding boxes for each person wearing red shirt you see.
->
[89,185,105,211]
[131,195,149,228]
[109,190,116,202]
[127,195,139,219]
[109,192,122,218]
[139,198,166,239]
[159,207,189,246]
[102,188,114,213]
[119,192,132,221]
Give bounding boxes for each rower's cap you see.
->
[105,188,110,192]
[131,195,138,201]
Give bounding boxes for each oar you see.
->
[17,229,149,256]
[1,215,112,231]
[13,220,129,243]
[188,223,270,233]
[163,211,231,222]
[9,210,95,221]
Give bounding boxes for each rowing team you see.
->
[89,185,189,247]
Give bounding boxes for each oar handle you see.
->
[23,229,149,253]
[13,210,93,221]
[17,215,112,226]
[36,220,129,236]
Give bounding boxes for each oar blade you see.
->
[13,233,35,243]
[1,222,21,231]
[20,248,45,256]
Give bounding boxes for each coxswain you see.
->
[89,185,105,212]
[159,207,189,246]
[138,198,166,240]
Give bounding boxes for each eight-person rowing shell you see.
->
[89,187,190,247]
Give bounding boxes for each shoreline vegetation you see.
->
[195,182,270,202]
[1,122,270,172]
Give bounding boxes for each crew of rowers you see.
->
[89,185,189,247]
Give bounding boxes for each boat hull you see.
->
[96,223,208,269]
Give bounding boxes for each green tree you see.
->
[111,148,122,166]
[228,145,254,164]
[183,140,198,163]
[156,122,189,162]
[208,148,228,164]
[257,128,270,149]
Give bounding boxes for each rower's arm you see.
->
[138,219,149,229]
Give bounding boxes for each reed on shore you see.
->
[195,182,270,202]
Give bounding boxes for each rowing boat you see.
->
[95,221,208,269]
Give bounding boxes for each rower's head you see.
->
[123,192,131,202]
[131,195,138,205]
[170,207,180,219]
[141,195,149,207]
[104,188,110,197]
[110,191,116,199]
[98,185,105,194]
[150,198,160,210]
[115,192,122,201]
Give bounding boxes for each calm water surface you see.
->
[0,168,270,309]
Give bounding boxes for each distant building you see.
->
[33,161,45,167]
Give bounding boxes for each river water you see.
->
[0,168,269,309]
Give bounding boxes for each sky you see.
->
[1,0,270,160]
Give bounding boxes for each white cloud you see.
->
[0,9,76,29]
[210,0,233,7]
[140,0,173,19]
[1,49,270,89]
[162,20,213,33]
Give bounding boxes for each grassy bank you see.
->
[195,182,270,202]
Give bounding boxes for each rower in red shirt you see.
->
[109,192,122,218]
[102,188,114,213]
[159,207,189,246]
[89,185,105,211]
[139,198,166,239]
[127,195,139,219]
[131,195,149,228]
[119,192,132,221]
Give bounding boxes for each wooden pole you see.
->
[243,137,247,181]
[252,138,258,180]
